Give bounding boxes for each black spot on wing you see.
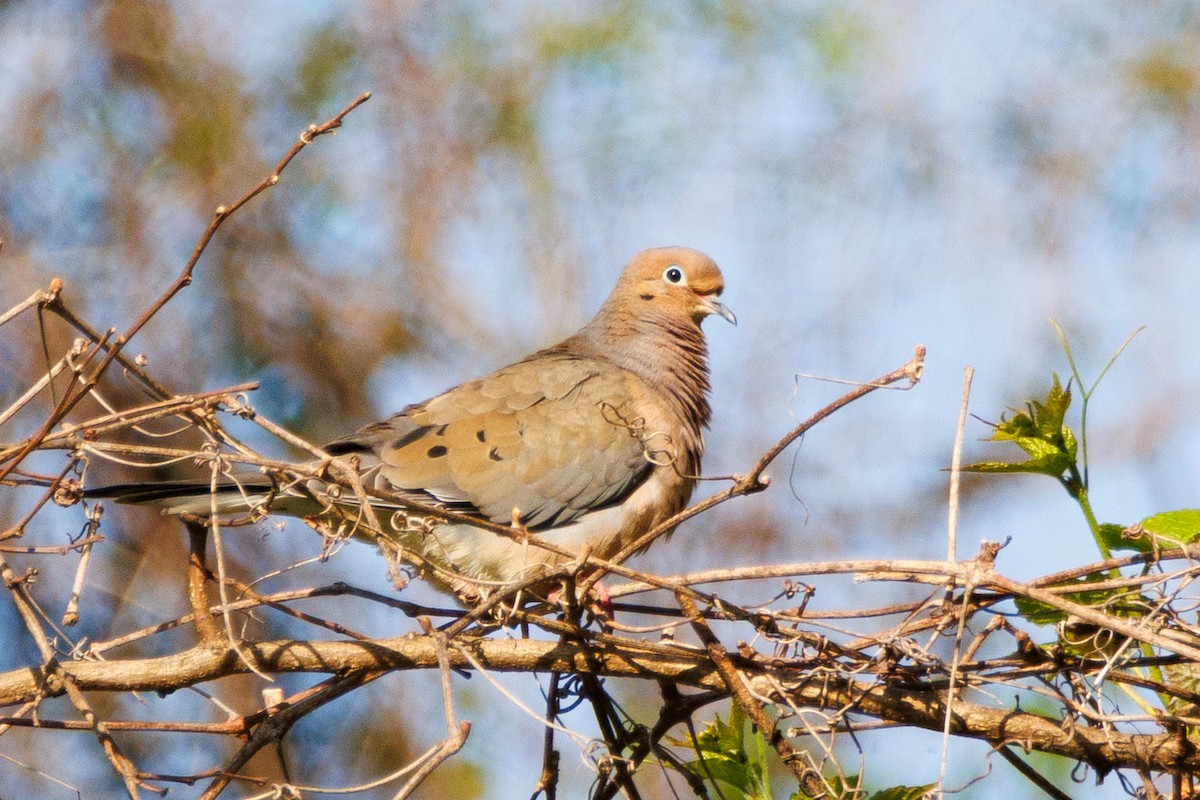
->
[427,445,448,458]
[324,439,374,457]
[476,429,487,442]
[383,424,437,453]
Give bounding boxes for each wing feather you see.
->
[328,354,652,529]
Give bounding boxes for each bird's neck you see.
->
[573,307,713,434]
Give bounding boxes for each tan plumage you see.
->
[99,247,734,599]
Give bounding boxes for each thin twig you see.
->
[533,672,562,800]
[677,591,826,798]
[582,345,925,595]
[198,670,384,799]
[61,511,97,626]
[0,549,156,797]
[947,366,973,561]
[0,279,62,329]
[392,620,471,799]
[995,746,1075,800]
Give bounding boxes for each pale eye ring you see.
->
[663,265,685,285]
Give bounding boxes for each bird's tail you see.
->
[85,477,283,516]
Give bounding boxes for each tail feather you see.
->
[85,476,474,519]
[85,478,279,515]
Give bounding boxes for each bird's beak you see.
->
[698,294,737,325]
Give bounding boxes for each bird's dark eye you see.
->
[663,266,685,285]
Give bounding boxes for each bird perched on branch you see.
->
[96,247,734,600]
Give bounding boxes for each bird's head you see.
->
[617,246,736,327]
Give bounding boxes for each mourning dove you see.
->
[97,247,734,598]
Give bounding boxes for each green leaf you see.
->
[790,776,933,800]
[1033,374,1071,439]
[1098,523,1138,553]
[1099,510,1200,553]
[1014,574,1146,626]
[690,756,758,796]
[988,375,1070,442]
[1062,424,1078,459]
[961,452,1072,478]
[870,786,936,800]
[963,375,1078,479]
[676,708,768,798]
[1009,436,1068,461]
[1164,662,1200,716]
[989,411,1036,441]
[1059,619,1133,659]
[791,773,863,800]
[1014,594,1069,626]
[1140,509,1200,546]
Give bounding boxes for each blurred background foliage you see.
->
[2,1,1200,797]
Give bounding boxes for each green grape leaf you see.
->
[1140,509,1200,546]
[1100,510,1200,553]
[961,452,1073,478]
[1014,574,1146,626]
[870,786,936,800]
[791,773,863,800]
[690,757,758,796]
[1061,423,1078,460]
[962,375,1077,479]
[1059,619,1133,659]
[1164,662,1200,716]
[1033,374,1071,439]
[1016,436,1069,461]
[675,708,768,798]
[1014,595,1068,626]
[1098,523,1137,553]
[791,776,934,800]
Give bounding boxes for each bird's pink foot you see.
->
[546,580,614,620]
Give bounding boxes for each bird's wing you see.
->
[324,353,655,530]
